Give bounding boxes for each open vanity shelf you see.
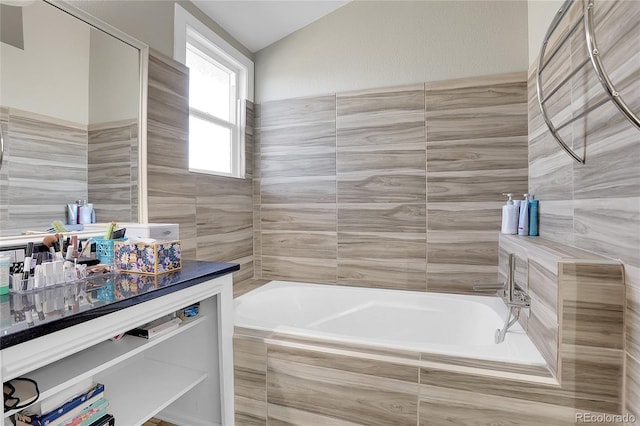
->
[1,261,238,426]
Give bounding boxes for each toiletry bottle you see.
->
[501,193,518,234]
[67,202,78,225]
[76,200,87,225]
[79,200,93,225]
[528,195,539,236]
[513,199,522,222]
[517,194,530,236]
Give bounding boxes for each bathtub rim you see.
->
[234,280,557,385]
[234,326,558,386]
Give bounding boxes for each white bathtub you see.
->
[234,280,547,367]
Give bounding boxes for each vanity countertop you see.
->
[0,260,239,349]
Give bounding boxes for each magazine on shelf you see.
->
[125,316,182,339]
[56,397,109,426]
[86,414,114,426]
[17,398,108,426]
[15,384,105,426]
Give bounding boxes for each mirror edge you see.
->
[45,0,149,224]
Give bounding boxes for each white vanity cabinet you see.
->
[1,262,236,426]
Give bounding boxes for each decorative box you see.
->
[113,240,181,274]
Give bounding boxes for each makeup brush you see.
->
[43,235,58,248]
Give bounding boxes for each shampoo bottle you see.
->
[517,194,530,236]
[79,201,93,225]
[501,193,518,234]
[528,196,539,236]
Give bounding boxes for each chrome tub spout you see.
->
[495,305,521,343]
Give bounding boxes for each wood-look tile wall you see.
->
[146,50,254,286]
[337,85,427,290]
[255,73,528,292]
[88,120,138,223]
[256,96,337,283]
[528,0,639,416]
[0,107,88,236]
[426,74,529,292]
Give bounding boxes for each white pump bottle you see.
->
[501,193,518,234]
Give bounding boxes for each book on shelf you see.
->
[125,316,182,339]
[34,379,94,416]
[57,397,109,426]
[15,383,105,426]
[17,398,109,426]
[86,414,114,426]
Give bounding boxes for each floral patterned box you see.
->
[113,240,181,274]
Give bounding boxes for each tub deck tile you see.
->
[626,354,640,419]
[418,383,578,426]
[267,403,362,426]
[420,366,577,408]
[245,330,422,363]
[235,395,266,426]
[267,355,418,426]
[269,345,419,383]
[418,353,553,379]
[234,338,267,425]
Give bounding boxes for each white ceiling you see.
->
[192,1,351,53]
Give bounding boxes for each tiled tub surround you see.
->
[499,235,625,387]
[234,234,625,425]
[0,107,138,233]
[527,0,639,416]
[0,107,88,235]
[146,50,255,286]
[254,72,528,293]
[87,119,139,223]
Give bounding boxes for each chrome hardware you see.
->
[495,253,530,343]
[0,123,4,171]
[536,0,640,165]
[495,306,520,345]
[506,253,530,308]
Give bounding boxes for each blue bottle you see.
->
[517,194,529,236]
[528,197,539,236]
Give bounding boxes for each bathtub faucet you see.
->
[473,253,530,343]
[504,253,530,308]
[496,253,530,343]
[472,253,530,305]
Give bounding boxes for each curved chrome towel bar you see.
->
[584,0,640,131]
[0,122,4,171]
[536,0,640,164]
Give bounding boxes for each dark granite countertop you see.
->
[0,260,239,349]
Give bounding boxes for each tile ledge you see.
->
[499,234,621,264]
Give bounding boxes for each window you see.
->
[186,42,238,175]
[174,5,254,178]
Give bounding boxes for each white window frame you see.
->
[174,4,254,179]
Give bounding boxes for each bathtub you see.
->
[234,280,547,367]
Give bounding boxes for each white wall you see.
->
[254,0,529,102]
[70,0,253,61]
[89,28,139,124]
[527,0,565,65]
[0,1,89,124]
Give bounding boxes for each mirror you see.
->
[0,0,145,237]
